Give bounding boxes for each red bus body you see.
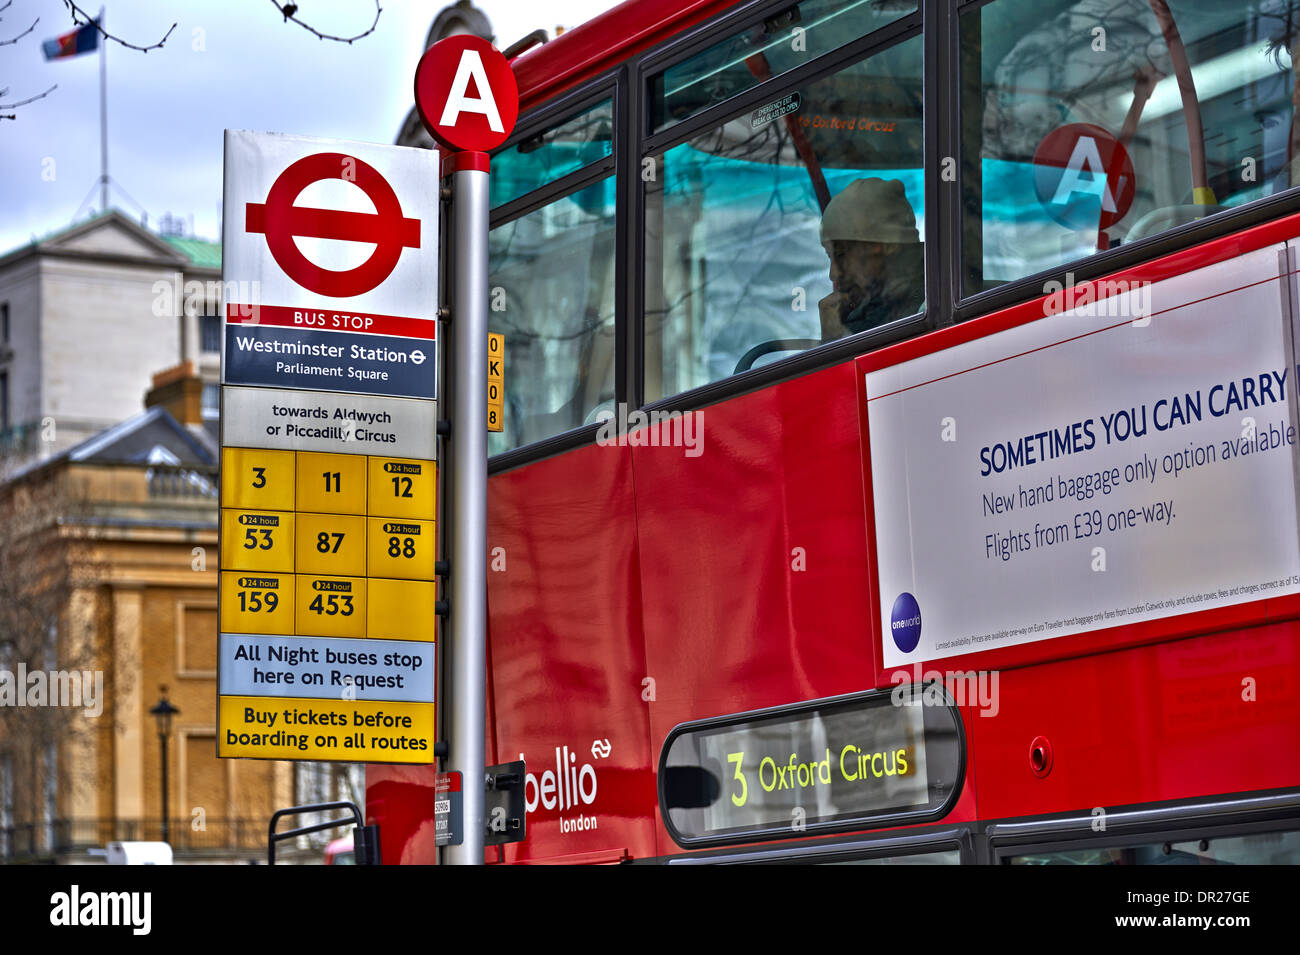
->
[368,0,1300,864]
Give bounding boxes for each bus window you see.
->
[650,0,916,134]
[1007,828,1300,865]
[488,176,617,453]
[961,0,1298,296]
[823,848,960,865]
[491,97,614,210]
[645,33,923,402]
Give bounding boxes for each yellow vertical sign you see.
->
[487,332,504,432]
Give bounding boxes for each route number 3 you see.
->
[727,752,748,807]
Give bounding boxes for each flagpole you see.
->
[99,6,108,213]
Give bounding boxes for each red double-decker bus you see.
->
[370,0,1300,865]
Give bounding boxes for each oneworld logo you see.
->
[890,593,922,653]
[50,885,151,935]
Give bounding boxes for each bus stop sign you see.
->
[414,34,518,152]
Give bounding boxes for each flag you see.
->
[42,19,100,60]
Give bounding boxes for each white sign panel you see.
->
[222,385,438,458]
[222,129,439,327]
[867,245,1300,668]
[219,633,435,703]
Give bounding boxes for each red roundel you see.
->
[245,152,421,297]
[414,35,519,153]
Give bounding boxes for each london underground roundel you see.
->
[1032,123,1135,230]
[414,35,519,152]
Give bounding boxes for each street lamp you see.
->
[149,688,179,845]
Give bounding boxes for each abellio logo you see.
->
[523,743,604,835]
[891,592,922,653]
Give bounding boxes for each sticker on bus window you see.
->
[751,92,800,130]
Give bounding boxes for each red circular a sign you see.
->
[245,152,421,297]
[1032,123,1136,230]
[414,35,519,152]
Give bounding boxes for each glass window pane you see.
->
[645,34,924,402]
[491,98,614,209]
[824,848,960,865]
[488,177,617,454]
[1009,828,1300,864]
[650,0,917,133]
[962,0,1297,295]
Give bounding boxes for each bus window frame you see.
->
[983,789,1300,865]
[485,68,627,472]
[485,0,1300,475]
[664,826,973,864]
[952,0,1300,324]
[635,5,930,416]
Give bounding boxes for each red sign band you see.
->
[226,303,437,341]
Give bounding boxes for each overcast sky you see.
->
[0,0,623,253]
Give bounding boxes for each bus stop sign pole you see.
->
[415,35,519,866]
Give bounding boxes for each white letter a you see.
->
[440,50,504,133]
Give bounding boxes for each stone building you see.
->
[0,210,222,466]
[0,363,299,862]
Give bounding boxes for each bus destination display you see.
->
[659,687,964,846]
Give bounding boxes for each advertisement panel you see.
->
[867,245,1300,668]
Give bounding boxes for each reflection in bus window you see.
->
[490,98,613,210]
[1009,828,1300,864]
[650,0,917,134]
[645,34,924,402]
[962,0,1298,295]
[488,177,617,454]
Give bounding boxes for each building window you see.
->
[200,312,221,354]
[1,371,9,432]
[202,383,219,418]
[1,302,8,343]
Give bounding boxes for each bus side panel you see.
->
[973,621,1300,821]
[488,442,658,862]
[632,362,881,854]
[367,763,440,864]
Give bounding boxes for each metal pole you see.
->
[99,6,108,213]
[159,732,169,844]
[443,151,489,865]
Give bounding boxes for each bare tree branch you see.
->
[0,84,56,109]
[0,15,36,45]
[267,1,382,44]
[60,0,175,52]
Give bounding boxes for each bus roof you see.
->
[512,0,734,110]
